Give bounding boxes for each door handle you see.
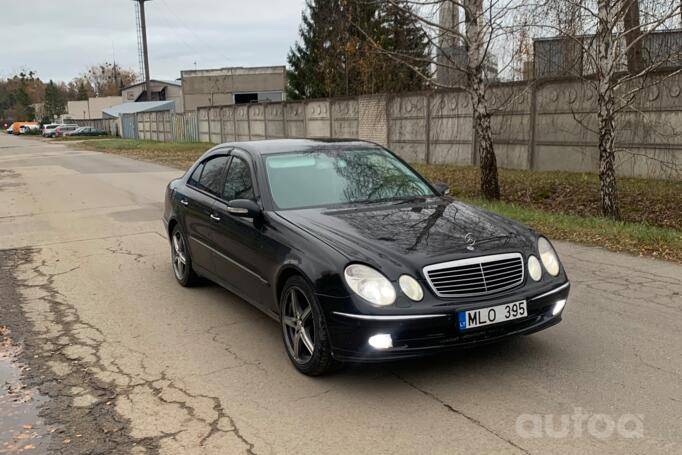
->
[179,199,189,206]
[210,213,221,222]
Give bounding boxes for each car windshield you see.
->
[264,147,435,210]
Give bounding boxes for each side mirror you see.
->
[227,199,262,218]
[433,182,450,196]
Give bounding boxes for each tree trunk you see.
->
[464,0,500,200]
[623,0,643,74]
[471,88,500,200]
[597,82,621,219]
[596,0,622,220]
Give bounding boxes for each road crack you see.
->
[0,248,162,454]
[392,372,531,455]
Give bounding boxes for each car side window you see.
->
[188,163,204,188]
[197,156,229,196]
[223,157,255,201]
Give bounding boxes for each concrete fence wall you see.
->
[93,74,682,179]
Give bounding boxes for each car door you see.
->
[180,155,230,275]
[210,153,269,308]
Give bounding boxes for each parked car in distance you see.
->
[41,123,60,137]
[43,123,68,137]
[53,124,79,137]
[163,139,571,375]
[8,122,39,135]
[19,124,41,134]
[66,126,107,137]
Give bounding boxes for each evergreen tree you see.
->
[11,73,36,121]
[287,0,428,99]
[380,1,430,92]
[287,0,341,99]
[44,80,66,120]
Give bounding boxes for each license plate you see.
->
[458,300,527,330]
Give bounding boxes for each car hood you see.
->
[276,198,537,279]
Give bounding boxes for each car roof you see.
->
[212,139,382,156]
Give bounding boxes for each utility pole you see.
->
[134,0,152,101]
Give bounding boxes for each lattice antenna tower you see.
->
[134,1,145,82]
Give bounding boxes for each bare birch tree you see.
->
[539,0,681,219]
[354,0,536,200]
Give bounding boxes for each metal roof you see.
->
[102,100,176,118]
[121,79,182,90]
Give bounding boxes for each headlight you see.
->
[399,275,424,301]
[527,255,542,281]
[344,264,396,306]
[538,237,560,276]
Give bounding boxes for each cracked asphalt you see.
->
[0,134,680,454]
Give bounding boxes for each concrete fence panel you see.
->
[198,108,210,143]
[266,103,286,139]
[139,113,149,140]
[358,95,388,147]
[248,104,266,140]
[152,112,160,141]
[331,98,359,139]
[209,107,222,144]
[305,100,331,138]
[285,102,306,138]
[388,94,429,163]
[234,105,250,141]
[220,107,236,142]
[534,81,605,174]
[163,112,173,141]
[429,91,473,166]
[487,85,532,169]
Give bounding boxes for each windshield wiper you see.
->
[330,196,431,212]
[386,196,432,206]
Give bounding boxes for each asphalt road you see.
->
[0,134,680,454]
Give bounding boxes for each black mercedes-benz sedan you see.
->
[163,139,570,375]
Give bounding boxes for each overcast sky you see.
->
[0,0,306,82]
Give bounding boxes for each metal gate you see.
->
[121,114,138,139]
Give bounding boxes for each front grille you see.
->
[423,253,525,298]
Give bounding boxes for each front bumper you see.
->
[323,281,570,362]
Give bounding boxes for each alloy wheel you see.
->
[282,287,315,363]
[172,231,188,280]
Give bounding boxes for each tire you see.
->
[170,225,199,287]
[280,276,342,376]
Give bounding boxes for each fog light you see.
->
[368,334,393,350]
[528,255,542,281]
[552,299,567,316]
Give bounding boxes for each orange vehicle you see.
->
[9,122,39,134]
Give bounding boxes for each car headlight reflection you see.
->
[399,275,424,301]
[344,264,396,306]
[538,237,560,276]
